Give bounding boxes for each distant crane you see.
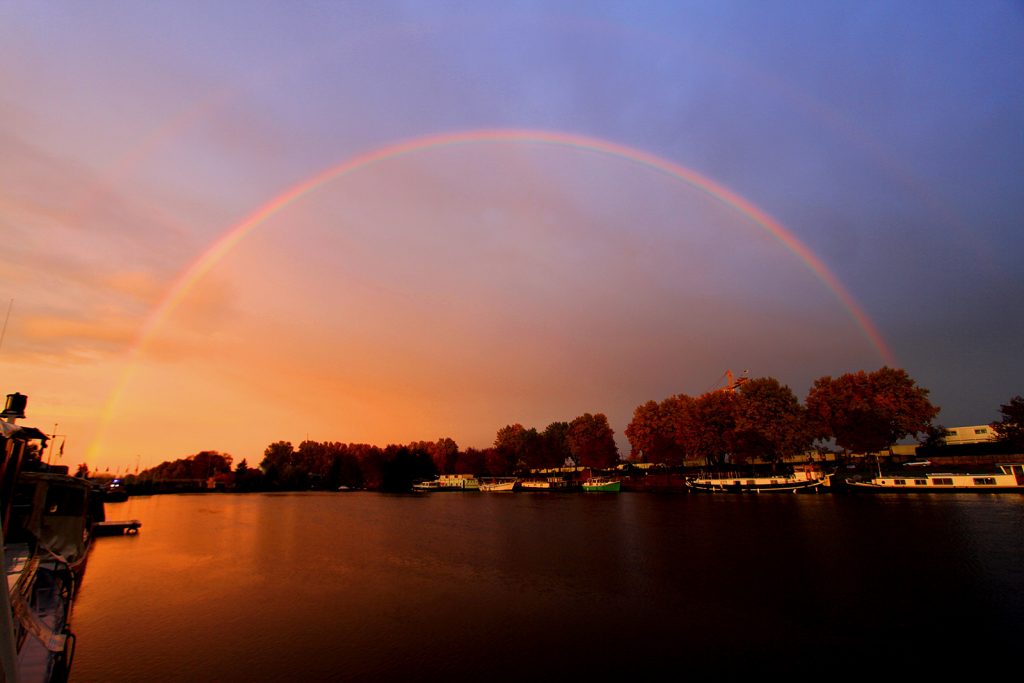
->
[707,369,749,394]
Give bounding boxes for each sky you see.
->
[1,1,1022,471]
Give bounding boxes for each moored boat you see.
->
[99,477,129,502]
[686,469,823,493]
[847,464,1024,492]
[479,478,519,492]
[520,477,571,491]
[582,477,621,492]
[412,473,480,492]
[2,392,103,683]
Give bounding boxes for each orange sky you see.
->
[3,143,877,471]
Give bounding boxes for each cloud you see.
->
[101,270,164,306]
[21,315,135,345]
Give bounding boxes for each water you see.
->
[71,492,1024,680]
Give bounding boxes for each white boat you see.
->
[686,469,823,493]
[479,478,518,492]
[847,464,1024,492]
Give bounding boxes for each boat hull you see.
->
[847,465,1024,492]
[686,477,823,493]
[479,480,518,492]
[412,474,480,492]
[520,478,571,491]
[582,480,621,492]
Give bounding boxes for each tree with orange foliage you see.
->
[625,395,694,464]
[805,367,938,454]
[734,377,812,466]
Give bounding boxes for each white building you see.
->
[942,425,997,445]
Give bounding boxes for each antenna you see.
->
[0,299,12,353]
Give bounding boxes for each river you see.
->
[70,491,1023,680]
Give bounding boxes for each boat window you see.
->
[894,479,906,486]
[932,478,953,485]
[973,477,996,486]
[914,479,927,486]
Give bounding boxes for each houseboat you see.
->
[686,468,824,493]
[412,473,480,491]
[520,477,572,491]
[847,464,1024,492]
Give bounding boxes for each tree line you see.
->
[625,367,939,466]
[128,411,618,492]
[121,367,1023,492]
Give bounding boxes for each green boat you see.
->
[582,477,621,492]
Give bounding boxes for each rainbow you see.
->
[87,128,895,459]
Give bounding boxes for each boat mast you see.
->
[0,299,12,354]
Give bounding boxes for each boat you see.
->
[1,392,105,683]
[520,477,571,491]
[99,477,129,502]
[412,473,480,492]
[479,478,519,492]
[686,468,824,493]
[847,464,1024,492]
[582,477,621,492]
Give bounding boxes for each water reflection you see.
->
[72,493,1024,680]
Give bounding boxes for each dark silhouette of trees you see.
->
[379,445,434,492]
[494,424,540,471]
[626,378,813,466]
[806,367,939,454]
[453,447,487,475]
[689,390,740,466]
[353,443,386,490]
[129,369,943,493]
[625,395,694,464]
[991,395,1024,450]
[567,413,619,468]
[260,441,294,489]
[491,419,593,471]
[734,377,813,467]
[418,437,459,474]
[234,458,263,491]
[539,421,572,468]
[626,400,669,463]
[138,450,233,481]
[485,446,516,476]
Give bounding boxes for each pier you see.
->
[92,520,142,536]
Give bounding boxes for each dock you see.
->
[93,520,142,536]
